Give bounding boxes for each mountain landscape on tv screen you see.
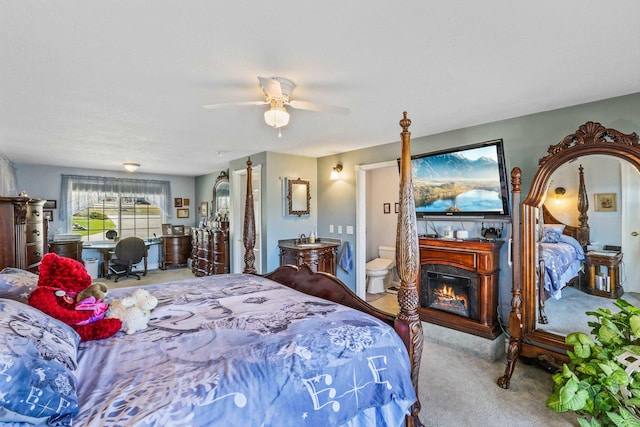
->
[412,152,502,212]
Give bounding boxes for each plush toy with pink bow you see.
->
[28,253,122,341]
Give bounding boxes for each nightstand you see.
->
[584,251,623,299]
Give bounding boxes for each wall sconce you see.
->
[330,163,343,180]
[123,162,140,172]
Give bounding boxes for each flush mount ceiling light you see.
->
[123,162,140,172]
[330,163,343,180]
[554,187,566,196]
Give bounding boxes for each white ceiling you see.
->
[1,1,639,176]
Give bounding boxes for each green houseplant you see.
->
[547,299,640,426]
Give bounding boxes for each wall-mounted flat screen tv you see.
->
[405,139,510,219]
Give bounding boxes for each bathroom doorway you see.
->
[355,160,399,299]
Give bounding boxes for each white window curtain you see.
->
[0,154,18,197]
[59,175,172,221]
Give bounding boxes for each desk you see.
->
[83,241,153,279]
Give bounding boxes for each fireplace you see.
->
[423,266,478,320]
[418,237,503,339]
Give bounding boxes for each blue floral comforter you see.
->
[540,239,585,299]
[75,274,416,426]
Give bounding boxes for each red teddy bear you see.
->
[28,252,122,341]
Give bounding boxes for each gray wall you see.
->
[317,92,640,320]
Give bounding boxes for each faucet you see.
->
[298,233,306,243]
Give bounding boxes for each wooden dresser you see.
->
[191,223,229,276]
[0,197,47,273]
[49,241,83,262]
[160,235,191,269]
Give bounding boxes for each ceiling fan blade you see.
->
[258,76,283,99]
[287,99,351,115]
[202,101,267,109]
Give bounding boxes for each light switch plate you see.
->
[337,225,343,234]
[346,226,353,235]
[329,224,334,233]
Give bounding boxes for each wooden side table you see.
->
[585,251,623,298]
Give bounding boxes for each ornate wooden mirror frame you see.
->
[286,178,311,217]
[497,121,640,389]
[212,171,229,217]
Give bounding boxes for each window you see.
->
[60,175,172,242]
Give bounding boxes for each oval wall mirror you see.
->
[212,171,230,218]
[497,121,640,389]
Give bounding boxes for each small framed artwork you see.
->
[172,225,185,235]
[44,200,57,209]
[183,198,190,206]
[43,210,53,221]
[174,197,183,207]
[200,202,208,218]
[383,203,391,214]
[177,208,189,218]
[394,202,400,213]
[594,193,617,212]
[162,223,173,235]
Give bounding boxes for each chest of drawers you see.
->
[0,197,47,272]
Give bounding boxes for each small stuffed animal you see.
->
[76,282,109,304]
[28,253,122,341]
[106,288,158,335]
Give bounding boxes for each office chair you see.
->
[108,237,147,282]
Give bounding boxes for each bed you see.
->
[0,113,424,426]
[536,165,589,324]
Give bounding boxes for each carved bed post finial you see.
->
[395,112,424,427]
[576,164,590,247]
[243,157,257,274]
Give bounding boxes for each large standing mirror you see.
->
[498,121,640,389]
[212,171,230,219]
[285,178,310,217]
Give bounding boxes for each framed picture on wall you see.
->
[383,203,391,214]
[200,202,208,218]
[44,200,57,209]
[177,208,189,218]
[43,210,53,221]
[183,198,190,206]
[394,202,399,213]
[595,193,617,212]
[172,225,185,235]
[162,223,172,235]
[174,197,183,207]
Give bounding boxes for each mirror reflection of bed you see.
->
[498,121,640,389]
[534,155,640,338]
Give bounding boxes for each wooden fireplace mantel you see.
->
[418,237,504,339]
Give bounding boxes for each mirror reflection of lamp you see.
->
[552,186,566,205]
[330,163,343,180]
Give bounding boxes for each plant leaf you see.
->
[606,406,640,427]
[630,315,640,338]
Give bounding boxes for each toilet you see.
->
[365,245,396,294]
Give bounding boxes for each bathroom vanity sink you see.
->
[296,243,325,248]
[278,238,341,275]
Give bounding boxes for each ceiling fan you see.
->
[203,77,350,136]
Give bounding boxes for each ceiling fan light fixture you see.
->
[264,105,290,128]
[123,162,140,172]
